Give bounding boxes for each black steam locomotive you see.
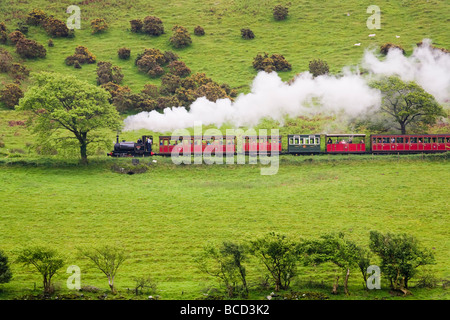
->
[107,135,154,157]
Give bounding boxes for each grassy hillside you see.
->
[1,0,449,93]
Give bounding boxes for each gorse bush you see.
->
[25,9,48,26]
[8,31,26,45]
[0,83,24,109]
[96,61,124,85]
[170,25,192,48]
[91,18,109,34]
[118,47,131,60]
[380,43,406,55]
[65,46,96,67]
[168,60,191,77]
[142,16,164,36]
[273,5,289,21]
[194,26,205,36]
[0,48,13,73]
[42,17,69,37]
[252,52,291,72]
[309,59,329,77]
[241,28,255,40]
[15,38,46,59]
[130,19,143,33]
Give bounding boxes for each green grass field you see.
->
[0,0,449,301]
[0,155,449,300]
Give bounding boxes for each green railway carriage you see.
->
[287,134,321,154]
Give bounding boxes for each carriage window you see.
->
[315,137,320,145]
[405,138,409,143]
[432,137,436,143]
[382,137,389,143]
[289,138,293,145]
[396,137,404,143]
[438,137,444,143]
[304,138,310,144]
[447,137,450,143]
[423,137,430,143]
[295,138,300,145]
[410,137,417,143]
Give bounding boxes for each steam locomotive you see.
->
[108,133,450,157]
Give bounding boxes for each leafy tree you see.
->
[369,231,435,291]
[17,72,122,164]
[16,246,64,294]
[250,232,298,291]
[198,241,249,298]
[78,245,128,294]
[0,250,12,285]
[301,232,360,295]
[371,76,445,134]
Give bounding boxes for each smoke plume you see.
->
[123,39,449,133]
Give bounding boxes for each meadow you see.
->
[0,0,449,301]
[0,154,449,300]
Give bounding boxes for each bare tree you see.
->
[79,245,127,294]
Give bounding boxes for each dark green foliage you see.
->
[16,22,29,35]
[90,18,108,34]
[47,39,54,47]
[156,96,180,110]
[142,16,164,36]
[9,63,30,80]
[135,48,174,78]
[0,30,7,44]
[42,17,69,37]
[369,231,435,290]
[141,84,159,99]
[170,25,192,49]
[168,60,191,77]
[101,82,131,103]
[250,232,298,291]
[8,30,26,45]
[194,25,205,36]
[241,28,255,40]
[380,43,406,55]
[159,73,181,96]
[118,47,131,60]
[65,46,96,67]
[253,52,291,72]
[15,38,46,59]
[25,9,48,26]
[309,59,329,77]
[0,250,12,284]
[96,61,124,85]
[163,50,179,64]
[0,48,13,73]
[195,82,229,102]
[273,5,289,21]
[130,19,143,33]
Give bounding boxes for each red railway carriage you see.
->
[325,134,366,153]
[241,135,282,154]
[159,135,236,155]
[371,134,450,153]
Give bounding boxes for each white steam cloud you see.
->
[123,39,450,133]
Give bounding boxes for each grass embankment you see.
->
[0,155,448,300]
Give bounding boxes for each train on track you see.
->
[108,133,450,157]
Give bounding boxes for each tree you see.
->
[371,76,445,134]
[250,232,298,291]
[16,246,64,294]
[198,241,249,298]
[369,231,435,292]
[0,250,12,285]
[301,232,360,295]
[17,72,122,164]
[78,245,128,294]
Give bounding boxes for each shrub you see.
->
[25,9,48,26]
[168,60,191,77]
[101,82,131,103]
[380,43,405,55]
[273,5,289,21]
[15,38,46,59]
[16,22,29,34]
[194,26,205,36]
[241,28,255,40]
[142,16,164,36]
[170,25,192,49]
[130,19,143,33]
[118,47,131,60]
[96,61,124,85]
[135,48,167,78]
[8,31,26,45]
[147,65,164,78]
[163,50,179,64]
[0,48,13,73]
[0,22,7,32]
[180,72,212,90]
[308,59,329,77]
[91,18,108,34]
[42,17,69,37]
[159,73,181,96]
[253,52,291,72]
[195,82,229,102]
[65,46,96,66]
[175,86,196,107]
[0,83,24,109]
[0,250,12,285]
[9,63,30,80]
[0,30,7,44]
[141,84,159,99]
[156,96,180,110]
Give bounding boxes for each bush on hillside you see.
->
[170,25,192,49]
[25,9,48,26]
[91,18,109,34]
[48,39,54,47]
[142,16,164,36]
[194,82,229,102]
[0,83,24,109]
[0,30,7,44]
[168,60,191,77]
[16,22,29,35]
[65,46,96,67]
[8,31,26,45]
[9,63,30,80]
[42,17,69,37]
[96,61,124,85]
[163,50,179,64]
[273,5,289,21]
[159,73,181,96]
[101,82,131,103]
[118,47,131,60]
[380,43,405,55]
[141,84,159,99]
[252,52,291,72]
[15,38,46,59]
[194,26,205,36]
[130,19,143,33]
[241,28,255,40]
[0,48,13,73]
[308,59,329,77]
